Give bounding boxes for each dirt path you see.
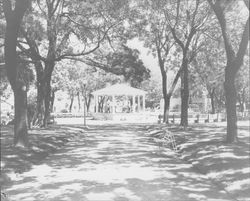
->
[4,124,234,201]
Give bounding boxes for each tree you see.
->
[51,45,150,114]
[129,0,185,123]
[141,79,162,109]
[17,0,131,127]
[191,35,225,113]
[207,0,249,142]
[3,0,30,147]
[236,53,249,113]
[82,45,150,87]
[165,0,212,127]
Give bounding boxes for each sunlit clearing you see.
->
[181,186,209,192]
[188,193,206,200]
[217,152,249,159]
[208,168,250,179]
[226,179,250,191]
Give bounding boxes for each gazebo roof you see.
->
[92,84,147,96]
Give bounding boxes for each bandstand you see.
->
[91,84,146,120]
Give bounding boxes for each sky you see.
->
[127,38,179,89]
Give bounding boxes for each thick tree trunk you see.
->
[14,81,29,146]
[3,0,29,147]
[41,59,55,127]
[164,95,171,124]
[224,67,238,143]
[33,62,45,126]
[156,46,170,123]
[43,79,52,127]
[180,59,189,127]
[208,0,249,143]
[32,80,45,127]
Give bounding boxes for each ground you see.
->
[0,121,249,201]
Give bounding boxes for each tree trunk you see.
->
[161,70,169,123]
[207,0,249,143]
[86,95,91,112]
[13,81,29,146]
[156,46,169,123]
[43,82,50,127]
[41,59,55,127]
[224,66,238,143]
[33,61,45,126]
[164,95,171,124]
[210,89,216,114]
[69,96,74,112]
[77,92,81,111]
[180,59,189,127]
[50,89,55,112]
[100,97,105,113]
[3,0,29,147]
[43,71,53,127]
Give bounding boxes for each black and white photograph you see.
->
[0,0,249,200]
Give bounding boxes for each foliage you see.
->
[84,45,151,87]
[141,79,162,108]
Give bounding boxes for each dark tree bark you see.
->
[77,92,81,111]
[3,0,30,147]
[157,46,168,123]
[209,88,216,114]
[180,59,189,127]
[50,89,55,112]
[86,95,91,112]
[14,80,28,146]
[170,22,197,128]
[155,37,179,124]
[158,59,182,124]
[69,96,74,113]
[33,61,45,126]
[208,0,249,142]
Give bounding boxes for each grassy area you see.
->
[0,125,85,189]
[146,121,250,201]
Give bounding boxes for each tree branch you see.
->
[235,17,249,66]
[19,28,46,62]
[207,0,235,59]
[55,23,118,61]
[243,0,249,10]
[170,27,185,50]
[3,0,12,22]
[191,0,200,28]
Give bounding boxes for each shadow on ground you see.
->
[3,124,235,201]
[150,122,250,201]
[0,125,84,187]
